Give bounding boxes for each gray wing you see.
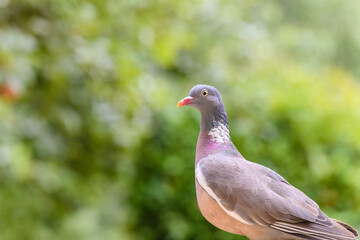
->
[195,154,351,239]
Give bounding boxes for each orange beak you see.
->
[177,96,194,107]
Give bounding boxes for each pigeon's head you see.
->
[177,84,224,114]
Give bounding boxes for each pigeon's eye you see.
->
[202,90,208,97]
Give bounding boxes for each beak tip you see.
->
[177,96,193,108]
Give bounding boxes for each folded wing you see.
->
[196,154,357,240]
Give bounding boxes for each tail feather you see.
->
[332,219,358,237]
[271,219,358,240]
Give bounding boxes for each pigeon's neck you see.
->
[196,111,240,164]
[201,114,231,144]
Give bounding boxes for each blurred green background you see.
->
[1,0,360,239]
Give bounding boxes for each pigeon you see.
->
[177,84,358,240]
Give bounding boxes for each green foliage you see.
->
[0,0,360,239]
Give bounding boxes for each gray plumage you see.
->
[178,84,359,240]
[197,154,356,240]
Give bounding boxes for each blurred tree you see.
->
[0,0,359,240]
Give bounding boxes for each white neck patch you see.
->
[208,122,230,144]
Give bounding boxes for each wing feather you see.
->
[196,155,324,225]
[195,154,356,239]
